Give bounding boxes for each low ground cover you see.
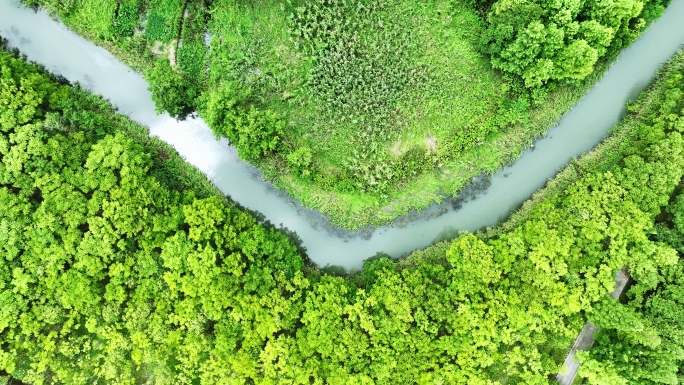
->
[3,36,684,383]
[18,0,671,228]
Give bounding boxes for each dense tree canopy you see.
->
[480,0,670,88]
[577,69,684,384]
[2,39,684,384]
[0,42,304,384]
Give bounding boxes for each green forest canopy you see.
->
[2,38,684,383]
[17,0,672,229]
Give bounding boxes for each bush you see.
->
[200,81,282,161]
[229,107,284,162]
[111,2,140,38]
[145,58,199,118]
[286,146,313,178]
[176,40,206,80]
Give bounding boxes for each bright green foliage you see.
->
[144,0,185,43]
[200,81,284,162]
[0,43,304,384]
[224,107,284,162]
[4,29,684,385]
[20,0,670,228]
[481,0,664,88]
[145,8,175,42]
[176,1,209,81]
[580,262,684,384]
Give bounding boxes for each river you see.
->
[1,0,684,269]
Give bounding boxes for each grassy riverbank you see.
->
[406,48,684,266]
[17,0,671,229]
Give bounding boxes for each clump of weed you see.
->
[177,40,206,80]
[288,0,427,192]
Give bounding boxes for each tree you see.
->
[145,58,199,119]
[481,0,653,89]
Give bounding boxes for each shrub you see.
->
[286,146,313,178]
[176,40,206,80]
[228,107,284,162]
[145,7,175,42]
[111,2,140,38]
[145,58,199,118]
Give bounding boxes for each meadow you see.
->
[19,0,671,228]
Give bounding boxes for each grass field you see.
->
[23,0,663,229]
[401,48,684,268]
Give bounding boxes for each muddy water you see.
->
[2,0,684,269]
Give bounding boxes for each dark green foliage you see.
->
[145,58,199,118]
[111,2,141,38]
[145,7,176,42]
[351,253,397,288]
[144,0,185,43]
[575,53,684,385]
[176,40,206,80]
[200,81,283,161]
[580,261,684,384]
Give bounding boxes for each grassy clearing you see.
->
[401,50,684,267]
[265,57,607,229]
[23,0,666,229]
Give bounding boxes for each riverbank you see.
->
[3,0,684,271]
[15,0,673,229]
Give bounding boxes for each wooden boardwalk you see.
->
[556,267,630,385]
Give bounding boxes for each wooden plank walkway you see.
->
[556,267,630,385]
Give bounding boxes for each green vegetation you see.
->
[18,0,671,228]
[4,32,684,383]
[573,77,684,385]
[0,41,304,384]
[578,259,684,384]
[480,0,670,88]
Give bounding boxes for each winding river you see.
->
[2,0,684,269]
